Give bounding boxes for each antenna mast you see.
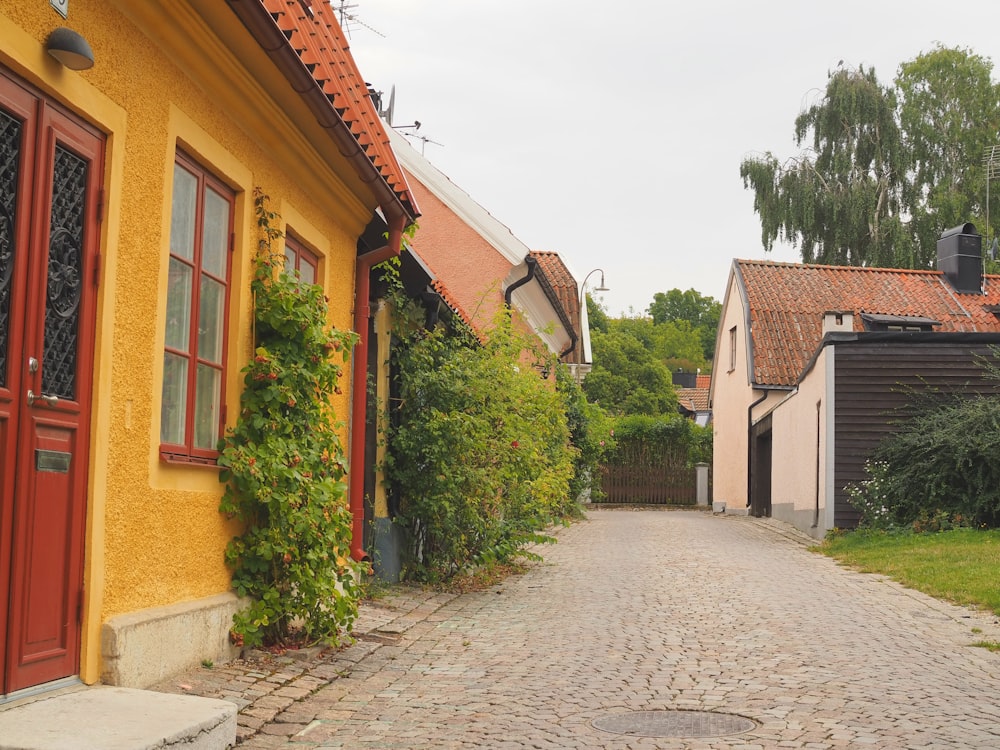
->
[985,145,1000,255]
[332,1,385,38]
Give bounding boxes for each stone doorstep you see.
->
[0,686,236,750]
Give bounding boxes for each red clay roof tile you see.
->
[259,0,417,220]
[736,259,1000,386]
[530,251,581,362]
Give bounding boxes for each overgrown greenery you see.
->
[846,360,1000,530]
[603,415,712,470]
[383,282,580,582]
[556,365,615,503]
[742,46,1000,268]
[218,190,363,648]
[820,528,1000,616]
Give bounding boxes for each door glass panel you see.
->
[193,363,220,450]
[42,145,86,400]
[0,108,22,389]
[160,351,188,444]
[165,257,192,352]
[198,275,223,364]
[170,164,196,262]
[201,187,228,277]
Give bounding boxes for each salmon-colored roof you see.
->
[529,251,580,362]
[254,0,417,221]
[676,387,710,412]
[695,373,711,389]
[736,259,1000,386]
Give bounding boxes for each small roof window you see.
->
[860,313,941,332]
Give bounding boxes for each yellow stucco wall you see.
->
[1,0,375,683]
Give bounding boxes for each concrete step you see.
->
[0,685,236,750]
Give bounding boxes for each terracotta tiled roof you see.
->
[736,259,1000,386]
[676,387,710,412]
[695,374,711,389]
[252,0,417,221]
[530,251,581,361]
[429,278,480,338]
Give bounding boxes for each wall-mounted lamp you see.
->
[46,27,95,71]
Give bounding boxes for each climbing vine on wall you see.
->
[218,189,362,647]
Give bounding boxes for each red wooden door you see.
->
[0,69,103,695]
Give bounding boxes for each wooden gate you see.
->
[597,445,708,505]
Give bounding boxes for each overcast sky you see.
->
[346,1,999,316]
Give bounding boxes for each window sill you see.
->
[159,449,222,469]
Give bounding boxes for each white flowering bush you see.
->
[845,460,895,529]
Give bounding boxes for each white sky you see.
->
[346,1,1000,316]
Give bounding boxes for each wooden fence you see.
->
[597,442,708,505]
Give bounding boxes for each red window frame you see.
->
[283,233,319,286]
[159,151,235,465]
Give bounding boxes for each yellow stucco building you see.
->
[0,0,415,696]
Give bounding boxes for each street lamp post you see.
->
[576,269,609,382]
[580,268,610,309]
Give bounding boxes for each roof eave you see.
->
[226,0,418,225]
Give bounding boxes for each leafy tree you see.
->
[896,45,1000,265]
[650,319,708,373]
[585,293,609,333]
[648,288,721,361]
[583,325,678,416]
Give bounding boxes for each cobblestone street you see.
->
[155,509,1000,748]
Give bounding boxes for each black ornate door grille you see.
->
[0,108,21,389]
[42,145,87,400]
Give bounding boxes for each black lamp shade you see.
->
[46,27,95,71]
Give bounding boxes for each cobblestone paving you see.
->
[154,509,1000,748]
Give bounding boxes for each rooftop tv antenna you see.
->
[985,145,1000,255]
[333,1,385,39]
[410,135,445,157]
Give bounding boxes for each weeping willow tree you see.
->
[740,65,911,267]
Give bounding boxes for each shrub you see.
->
[384,303,576,582]
[847,380,1000,529]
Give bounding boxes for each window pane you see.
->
[161,351,188,444]
[170,164,197,262]
[198,275,224,364]
[201,187,229,277]
[299,258,316,285]
[165,257,192,352]
[194,363,221,450]
[283,245,295,276]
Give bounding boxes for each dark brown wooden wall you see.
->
[832,335,1000,528]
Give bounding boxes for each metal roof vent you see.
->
[937,222,983,294]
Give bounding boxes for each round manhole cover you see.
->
[592,710,756,738]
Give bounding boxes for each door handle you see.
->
[27,390,59,407]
